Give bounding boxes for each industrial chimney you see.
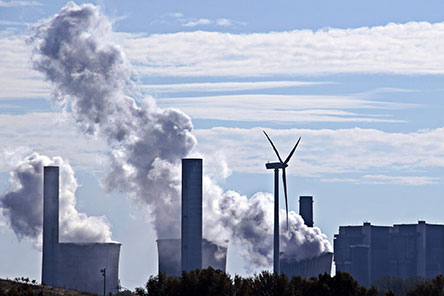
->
[299,196,313,227]
[181,158,203,271]
[42,166,59,286]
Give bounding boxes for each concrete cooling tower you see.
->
[42,166,121,295]
[280,252,333,278]
[157,238,228,276]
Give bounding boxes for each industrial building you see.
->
[334,221,444,286]
[42,166,121,295]
[280,196,333,278]
[157,158,228,276]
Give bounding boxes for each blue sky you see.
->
[2,0,444,290]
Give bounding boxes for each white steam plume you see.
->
[29,2,331,267]
[0,152,112,249]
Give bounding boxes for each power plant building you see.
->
[42,166,121,295]
[334,221,444,286]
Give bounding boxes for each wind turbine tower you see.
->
[263,131,301,274]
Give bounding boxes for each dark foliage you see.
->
[139,268,379,296]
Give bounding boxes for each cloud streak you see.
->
[117,21,444,76]
[0,0,41,7]
[158,94,414,123]
[193,127,444,184]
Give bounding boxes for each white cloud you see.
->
[193,127,444,183]
[0,20,29,26]
[0,33,50,99]
[183,18,211,27]
[142,81,330,93]
[0,113,107,173]
[1,112,443,185]
[116,21,444,76]
[158,94,414,123]
[0,0,41,7]
[322,175,440,186]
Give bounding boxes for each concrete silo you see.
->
[41,166,121,295]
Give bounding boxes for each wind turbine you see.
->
[263,130,301,274]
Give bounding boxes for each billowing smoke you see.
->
[28,2,331,267]
[0,152,112,249]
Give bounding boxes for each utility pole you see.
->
[100,268,106,296]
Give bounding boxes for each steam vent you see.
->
[157,158,228,276]
[42,166,121,295]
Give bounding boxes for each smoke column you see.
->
[0,152,112,248]
[28,2,331,267]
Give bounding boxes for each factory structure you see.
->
[280,196,333,278]
[334,221,444,286]
[42,166,121,295]
[39,159,444,292]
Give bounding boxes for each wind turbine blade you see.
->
[263,130,284,163]
[284,137,301,164]
[282,167,289,230]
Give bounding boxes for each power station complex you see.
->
[334,221,444,286]
[42,157,444,294]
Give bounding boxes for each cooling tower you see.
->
[181,159,203,272]
[280,252,333,278]
[202,239,228,271]
[56,242,121,295]
[41,166,121,294]
[42,166,59,286]
[299,196,314,227]
[157,238,227,276]
[157,239,181,276]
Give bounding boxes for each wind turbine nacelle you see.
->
[265,162,288,170]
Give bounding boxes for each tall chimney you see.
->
[181,159,203,271]
[299,196,313,227]
[42,166,59,285]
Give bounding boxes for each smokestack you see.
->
[299,196,313,227]
[181,159,203,271]
[42,166,59,285]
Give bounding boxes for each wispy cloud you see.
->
[0,113,107,172]
[1,112,444,186]
[183,18,211,27]
[0,0,41,7]
[0,20,29,26]
[142,81,331,93]
[116,21,444,76]
[193,126,444,182]
[153,12,245,28]
[158,94,415,123]
[322,175,440,186]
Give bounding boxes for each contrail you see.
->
[27,2,331,267]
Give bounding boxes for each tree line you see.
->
[136,268,444,296]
